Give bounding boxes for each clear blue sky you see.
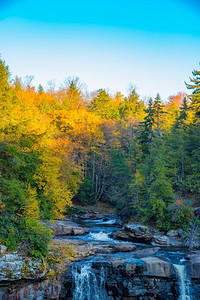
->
[0,0,200,99]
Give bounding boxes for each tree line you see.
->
[0,56,200,256]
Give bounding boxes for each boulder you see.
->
[167,229,184,238]
[114,230,131,240]
[114,223,154,243]
[124,258,146,275]
[132,247,160,258]
[152,235,183,246]
[0,252,46,281]
[115,222,185,248]
[72,227,87,235]
[46,220,89,236]
[125,223,152,239]
[187,252,200,279]
[113,243,136,252]
[141,256,173,278]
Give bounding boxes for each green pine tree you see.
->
[186,66,200,118]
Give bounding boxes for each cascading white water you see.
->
[173,264,192,300]
[89,231,113,241]
[98,219,116,225]
[72,264,107,300]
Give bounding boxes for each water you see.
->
[67,216,121,243]
[173,264,193,300]
[70,216,194,299]
[89,231,113,241]
[72,263,107,300]
[83,218,117,225]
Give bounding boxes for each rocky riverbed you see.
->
[0,212,200,299]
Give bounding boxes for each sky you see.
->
[0,0,200,100]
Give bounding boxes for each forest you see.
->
[0,57,200,258]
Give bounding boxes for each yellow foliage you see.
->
[22,186,39,219]
[47,240,76,275]
[0,197,5,219]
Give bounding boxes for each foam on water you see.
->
[89,231,113,241]
[83,218,117,225]
[72,264,107,300]
[173,264,193,300]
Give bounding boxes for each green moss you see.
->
[21,262,31,277]
[6,269,14,278]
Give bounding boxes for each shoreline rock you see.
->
[0,247,46,282]
[114,222,185,247]
[46,220,90,236]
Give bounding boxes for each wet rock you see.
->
[114,222,185,248]
[152,234,183,246]
[132,247,160,258]
[107,257,127,268]
[124,258,146,275]
[114,223,154,243]
[141,256,173,277]
[59,255,177,299]
[114,230,131,240]
[125,223,151,238]
[46,220,89,236]
[113,243,136,252]
[187,252,200,279]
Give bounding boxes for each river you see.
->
[57,215,195,299]
[0,214,198,299]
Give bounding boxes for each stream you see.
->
[58,215,195,300]
[0,214,198,299]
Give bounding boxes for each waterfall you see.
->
[173,264,192,300]
[72,263,107,300]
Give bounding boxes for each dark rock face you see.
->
[1,248,200,299]
[0,279,61,300]
[187,251,200,279]
[60,256,177,300]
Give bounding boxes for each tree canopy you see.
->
[0,57,200,256]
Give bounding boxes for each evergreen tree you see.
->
[138,98,155,157]
[179,97,189,123]
[37,84,44,94]
[186,66,200,118]
[0,57,12,104]
[153,93,165,130]
[90,89,117,119]
[119,88,145,119]
[185,64,200,199]
[139,136,175,229]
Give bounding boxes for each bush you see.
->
[0,213,51,258]
[168,200,193,229]
[46,241,76,275]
